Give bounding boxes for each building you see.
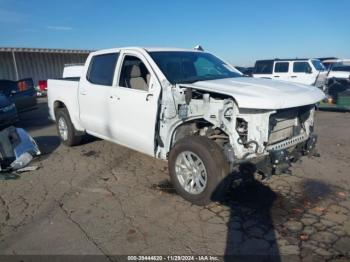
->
[0,47,92,84]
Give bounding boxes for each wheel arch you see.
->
[53,100,67,113]
[52,100,85,132]
[166,117,229,155]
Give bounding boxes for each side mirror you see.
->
[306,67,313,74]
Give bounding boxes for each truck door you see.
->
[109,51,161,156]
[290,61,315,85]
[273,62,290,81]
[79,52,119,137]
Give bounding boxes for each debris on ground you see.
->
[0,126,41,178]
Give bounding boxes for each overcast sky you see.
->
[0,0,349,66]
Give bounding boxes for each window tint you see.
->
[88,53,118,86]
[293,62,311,73]
[254,60,273,74]
[119,55,150,91]
[274,62,289,73]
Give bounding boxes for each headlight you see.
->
[1,103,16,112]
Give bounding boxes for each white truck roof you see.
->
[90,47,203,56]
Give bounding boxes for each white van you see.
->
[252,59,327,88]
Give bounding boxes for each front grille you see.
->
[268,107,309,145]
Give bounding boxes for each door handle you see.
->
[291,76,297,78]
[146,94,153,101]
[274,76,280,78]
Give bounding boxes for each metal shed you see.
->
[0,47,92,85]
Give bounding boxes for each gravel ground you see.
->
[0,98,349,261]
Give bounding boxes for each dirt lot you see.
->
[0,98,349,261]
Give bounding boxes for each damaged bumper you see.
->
[254,134,318,176]
[0,126,41,172]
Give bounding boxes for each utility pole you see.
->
[11,50,19,80]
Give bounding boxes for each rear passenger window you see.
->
[254,61,273,74]
[293,62,311,73]
[274,62,289,73]
[88,53,119,86]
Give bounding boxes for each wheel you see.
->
[168,136,230,206]
[55,108,82,146]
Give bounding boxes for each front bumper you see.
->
[254,134,318,176]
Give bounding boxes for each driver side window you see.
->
[119,55,150,91]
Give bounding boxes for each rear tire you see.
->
[55,108,82,146]
[168,136,230,206]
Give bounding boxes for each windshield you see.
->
[311,60,325,71]
[149,51,241,84]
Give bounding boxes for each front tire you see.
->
[55,108,82,146]
[168,136,230,206]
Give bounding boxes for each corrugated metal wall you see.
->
[0,51,89,84]
[0,52,17,80]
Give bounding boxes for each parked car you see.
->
[48,47,324,205]
[36,80,47,97]
[0,78,37,112]
[0,94,18,128]
[252,58,328,88]
[235,66,254,76]
[319,59,350,110]
[317,57,338,70]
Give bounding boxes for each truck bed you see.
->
[53,77,81,81]
[47,78,81,128]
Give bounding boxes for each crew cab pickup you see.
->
[48,47,325,205]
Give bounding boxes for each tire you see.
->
[55,108,82,146]
[168,136,230,206]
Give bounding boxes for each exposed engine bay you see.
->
[156,84,318,176]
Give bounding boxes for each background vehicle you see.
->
[62,64,84,79]
[319,59,350,110]
[36,80,47,97]
[48,47,324,205]
[0,94,18,128]
[235,66,254,76]
[0,78,37,112]
[252,58,327,87]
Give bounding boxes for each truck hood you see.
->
[184,77,325,109]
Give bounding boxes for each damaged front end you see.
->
[256,134,318,176]
[250,106,319,176]
[157,83,319,177]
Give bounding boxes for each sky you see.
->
[0,0,349,66]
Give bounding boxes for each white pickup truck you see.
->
[48,47,325,205]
